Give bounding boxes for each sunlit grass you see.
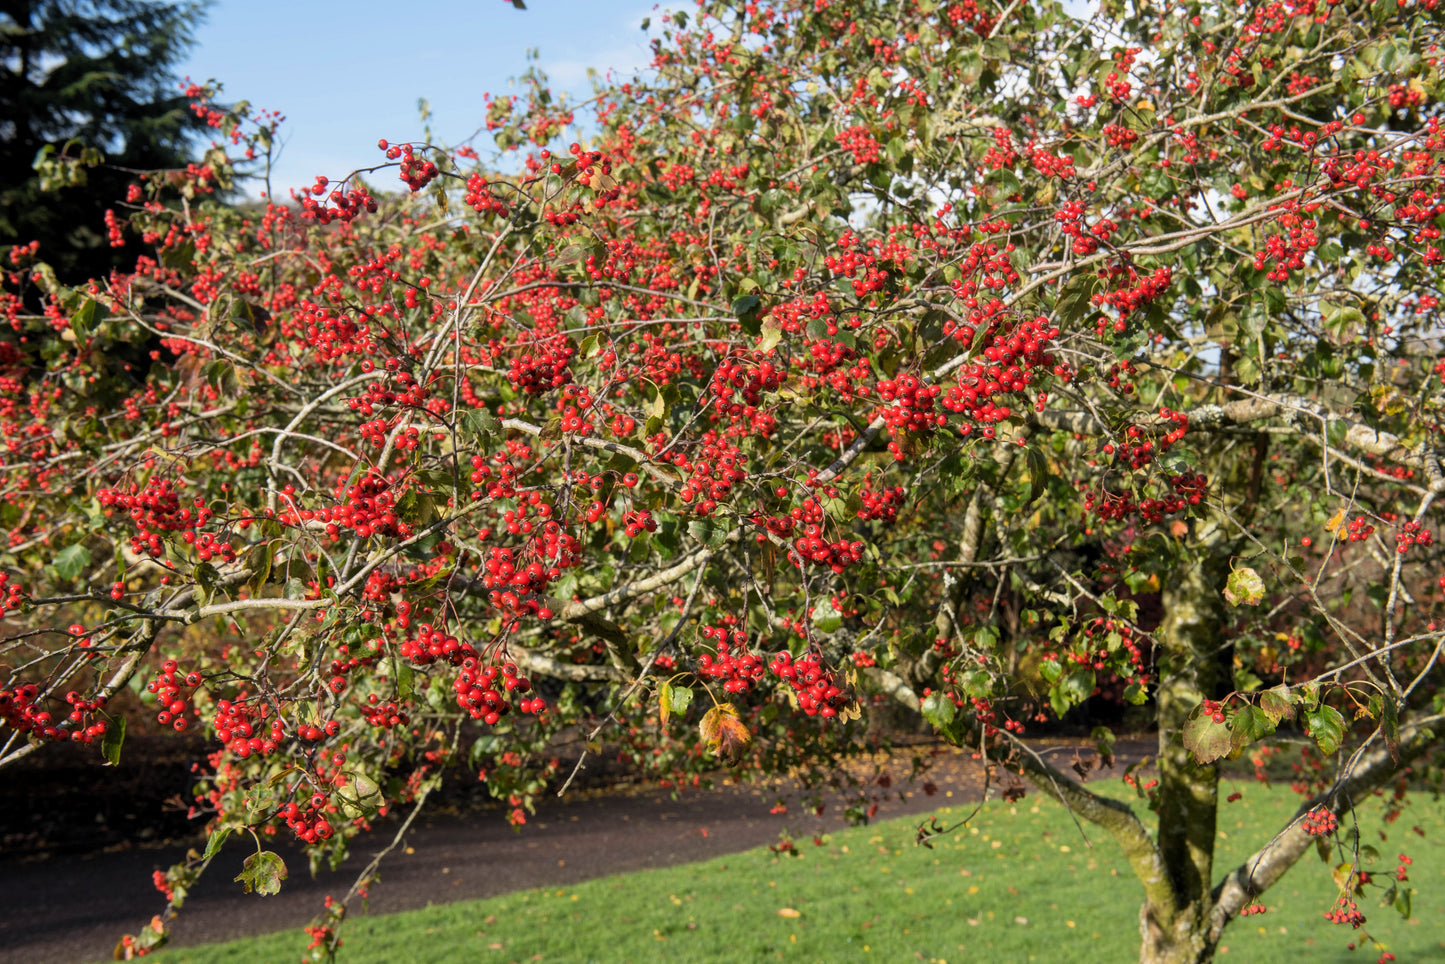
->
[145,779,1444,964]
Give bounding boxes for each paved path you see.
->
[0,738,1152,964]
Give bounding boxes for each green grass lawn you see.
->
[147,779,1444,964]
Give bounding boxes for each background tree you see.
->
[0,1,1442,962]
[0,0,208,283]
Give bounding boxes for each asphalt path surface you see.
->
[0,738,1153,964]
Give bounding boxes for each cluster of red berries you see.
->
[675,431,750,514]
[622,509,657,537]
[768,651,850,717]
[1239,902,1267,917]
[1396,853,1412,881]
[0,572,25,616]
[0,682,106,742]
[464,172,512,217]
[507,334,575,394]
[1345,516,1376,542]
[452,658,544,725]
[856,479,906,522]
[1324,895,1366,928]
[791,522,865,573]
[696,630,765,694]
[362,688,410,727]
[1395,521,1432,553]
[147,660,202,732]
[298,176,378,224]
[297,719,341,742]
[1302,805,1338,836]
[1102,123,1139,149]
[212,697,285,759]
[98,477,205,558]
[278,795,335,844]
[382,141,438,192]
[1199,698,1228,724]
[835,125,882,164]
[307,471,410,541]
[878,373,945,442]
[711,355,785,413]
[1092,266,1173,334]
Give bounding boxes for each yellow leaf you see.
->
[1325,508,1345,532]
[777,907,801,918]
[699,702,751,758]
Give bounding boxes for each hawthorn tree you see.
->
[0,0,1443,961]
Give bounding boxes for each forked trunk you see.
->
[1142,522,1230,964]
[1139,900,1216,964]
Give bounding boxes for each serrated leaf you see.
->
[101,714,125,766]
[247,542,273,594]
[1024,447,1048,507]
[1259,685,1293,724]
[71,298,98,338]
[1304,704,1346,755]
[1229,704,1275,755]
[1054,273,1101,325]
[1182,709,1231,764]
[283,578,308,600]
[811,596,843,634]
[687,519,726,546]
[759,317,783,353]
[1382,695,1400,762]
[54,543,91,581]
[667,683,694,718]
[1223,566,1265,607]
[920,690,957,729]
[699,702,750,758]
[337,772,383,818]
[732,293,763,335]
[234,850,288,896]
[396,659,416,701]
[203,826,233,860]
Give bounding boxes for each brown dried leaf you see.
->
[699,702,751,759]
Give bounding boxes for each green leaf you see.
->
[1024,447,1048,507]
[283,578,309,600]
[920,690,957,729]
[1382,695,1400,761]
[1229,705,1275,755]
[1304,704,1346,755]
[71,298,99,338]
[53,543,91,581]
[1259,685,1294,724]
[667,683,694,718]
[203,826,233,860]
[811,596,843,634]
[101,715,126,766]
[1223,566,1265,606]
[234,850,288,896]
[457,408,499,440]
[1054,273,1101,326]
[732,293,763,336]
[687,519,726,547]
[395,658,416,701]
[337,772,383,818]
[1183,710,1232,764]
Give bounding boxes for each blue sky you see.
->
[177,1,660,197]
